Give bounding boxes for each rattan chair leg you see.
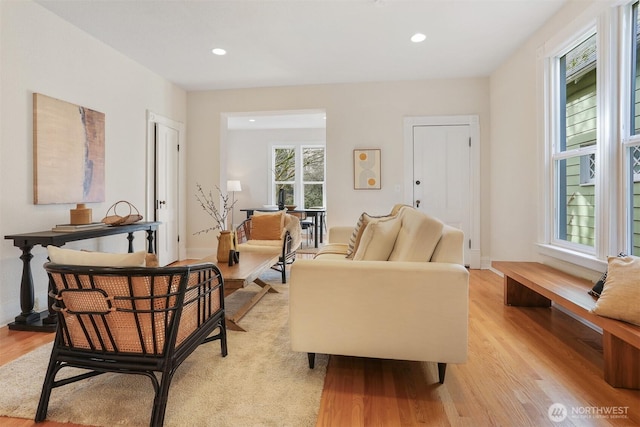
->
[150,372,174,427]
[35,356,61,422]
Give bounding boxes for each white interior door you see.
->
[413,124,471,266]
[155,122,179,266]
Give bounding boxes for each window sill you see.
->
[536,243,607,272]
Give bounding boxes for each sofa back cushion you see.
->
[430,225,464,264]
[388,208,444,262]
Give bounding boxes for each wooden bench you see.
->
[492,261,640,390]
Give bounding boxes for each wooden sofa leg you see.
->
[438,363,447,384]
[308,353,316,369]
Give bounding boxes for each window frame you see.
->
[270,143,326,209]
[539,7,618,270]
[621,1,640,255]
[301,146,326,208]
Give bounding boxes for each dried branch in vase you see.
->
[194,183,237,234]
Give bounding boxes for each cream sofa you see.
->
[289,205,469,383]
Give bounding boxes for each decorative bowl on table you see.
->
[285,205,297,211]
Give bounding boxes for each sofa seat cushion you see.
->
[388,208,444,262]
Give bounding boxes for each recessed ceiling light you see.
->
[411,33,426,43]
[211,48,227,56]
[249,119,256,122]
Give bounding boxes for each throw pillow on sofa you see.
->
[345,204,408,259]
[591,255,640,326]
[352,215,402,261]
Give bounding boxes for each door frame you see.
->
[403,115,481,269]
[145,110,186,261]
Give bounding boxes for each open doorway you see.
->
[221,109,327,231]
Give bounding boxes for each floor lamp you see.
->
[226,180,242,229]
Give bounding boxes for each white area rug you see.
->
[0,270,328,426]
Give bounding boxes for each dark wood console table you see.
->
[4,221,160,332]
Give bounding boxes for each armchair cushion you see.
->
[251,210,285,240]
[47,246,147,267]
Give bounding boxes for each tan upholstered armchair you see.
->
[36,261,226,426]
[236,210,301,283]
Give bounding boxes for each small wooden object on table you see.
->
[202,251,280,332]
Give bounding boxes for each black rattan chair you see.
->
[35,262,226,426]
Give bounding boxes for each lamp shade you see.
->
[226,180,242,192]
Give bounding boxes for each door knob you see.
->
[416,200,421,208]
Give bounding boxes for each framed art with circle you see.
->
[353,149,381,190]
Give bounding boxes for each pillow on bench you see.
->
[589,251,627,298]
[591,255,640,326]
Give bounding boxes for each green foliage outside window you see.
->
[274,146,325,208]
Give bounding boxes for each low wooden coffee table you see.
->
[202,251,280,332]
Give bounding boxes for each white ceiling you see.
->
[35,0,567,92]
[226,110,327,130]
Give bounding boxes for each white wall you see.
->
[187,79,491,258]
[0,1,187,326]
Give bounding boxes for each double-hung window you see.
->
[625,1,640,255]
[542,1,640,266]
[550,32,599,253]
[272,145,325,208]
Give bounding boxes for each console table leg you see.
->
[127,232,134,253]
[146,229,155,253]
[15,245,39,324]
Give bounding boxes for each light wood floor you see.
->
[1,267,639,426]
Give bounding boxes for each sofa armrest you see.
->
[289,259,469,363]
[328,226,353,244]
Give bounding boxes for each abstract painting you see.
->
[353,149,381,190]
[33,93,105,204]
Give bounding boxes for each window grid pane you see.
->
[555,33,597,249]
